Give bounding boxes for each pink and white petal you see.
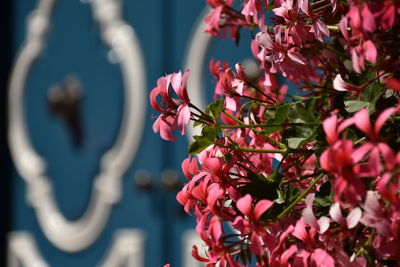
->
[256,31,274,50]
[333,74,351,92]
[329,203,346,226]
[318,216,330,234]
[225,96,237,111]
[287,51,307,65]
[177,105,191,134]
[302,207,319,230]
[171,71,182,93]
[346,207,362,229]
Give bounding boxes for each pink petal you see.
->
[339,17,349,40]
[311,249,335,267]
[333,74,348,91]
[375,107,397,136]
[287,51,307,65]
[254,199,273,220]
[225,96,237,111]
[171,71,182,93]
[181,69,190,102]
[316,19,329,37]
[354,109,374,139]
[281,245,297,265]
[153,116,176,141]
[352,143,373,163]
[318,216,330,234]
[361,5,376,33]
[323,115,338,144]
[293,249,310,266]
[237,194,252,216]
[149,86,163,112]
[346,207,362,229]
[378,143,396,170]
[256,31,274,50]
[362,40,377,64]
[302,207,319,230]
[206,184,224,209]
[351,48,362,73]
[250,232,264,255]
[329,203,346,226]
[191,246,209,262]
[177,105,191,134]
[368,148,381,177]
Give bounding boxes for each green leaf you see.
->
[188,126,218,154]
[287,137,308,149]
[288,102,316,123]
[263,103,290,133]
[188,137,213,155]
[205,100,223,119]
[344,100,369,113]
[314,182,332,207]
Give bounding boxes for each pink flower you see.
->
[360,191,391,236]
[332,74,364,92]
[150,70,191,140]
[302,194,330,234]
[236,194,273,222]
[322,114,354,145]
[329,202,362,229]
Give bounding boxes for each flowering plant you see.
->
[151,0,400,266]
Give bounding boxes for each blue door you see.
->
[7,1,255,266]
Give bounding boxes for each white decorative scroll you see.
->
[8,0,146,252]
[7,230,145,267]
[8,232,49,267]
[98,230,145,267]
[183,7,213,140]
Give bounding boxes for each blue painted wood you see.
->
[10,1,256,266]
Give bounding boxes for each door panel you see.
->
[9,1,254,266]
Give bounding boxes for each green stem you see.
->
[282,171,324,184]
[219,122,318,129]
[276,173,325,220]
[233,146,287,154]
[222,111,287,150]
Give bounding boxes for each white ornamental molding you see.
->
[8,232,49,267]
[184,7,213,140]
[8,0,146,252]
[98,230,145,267]
[8,230,145,267]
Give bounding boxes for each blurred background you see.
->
[1,0,256,266]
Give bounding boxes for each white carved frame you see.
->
[8,0,146,252]
[184,7,213,140]
[8,230,145,267]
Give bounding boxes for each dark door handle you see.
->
[47,75,83,148]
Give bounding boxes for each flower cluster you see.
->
[150,0,400,266]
